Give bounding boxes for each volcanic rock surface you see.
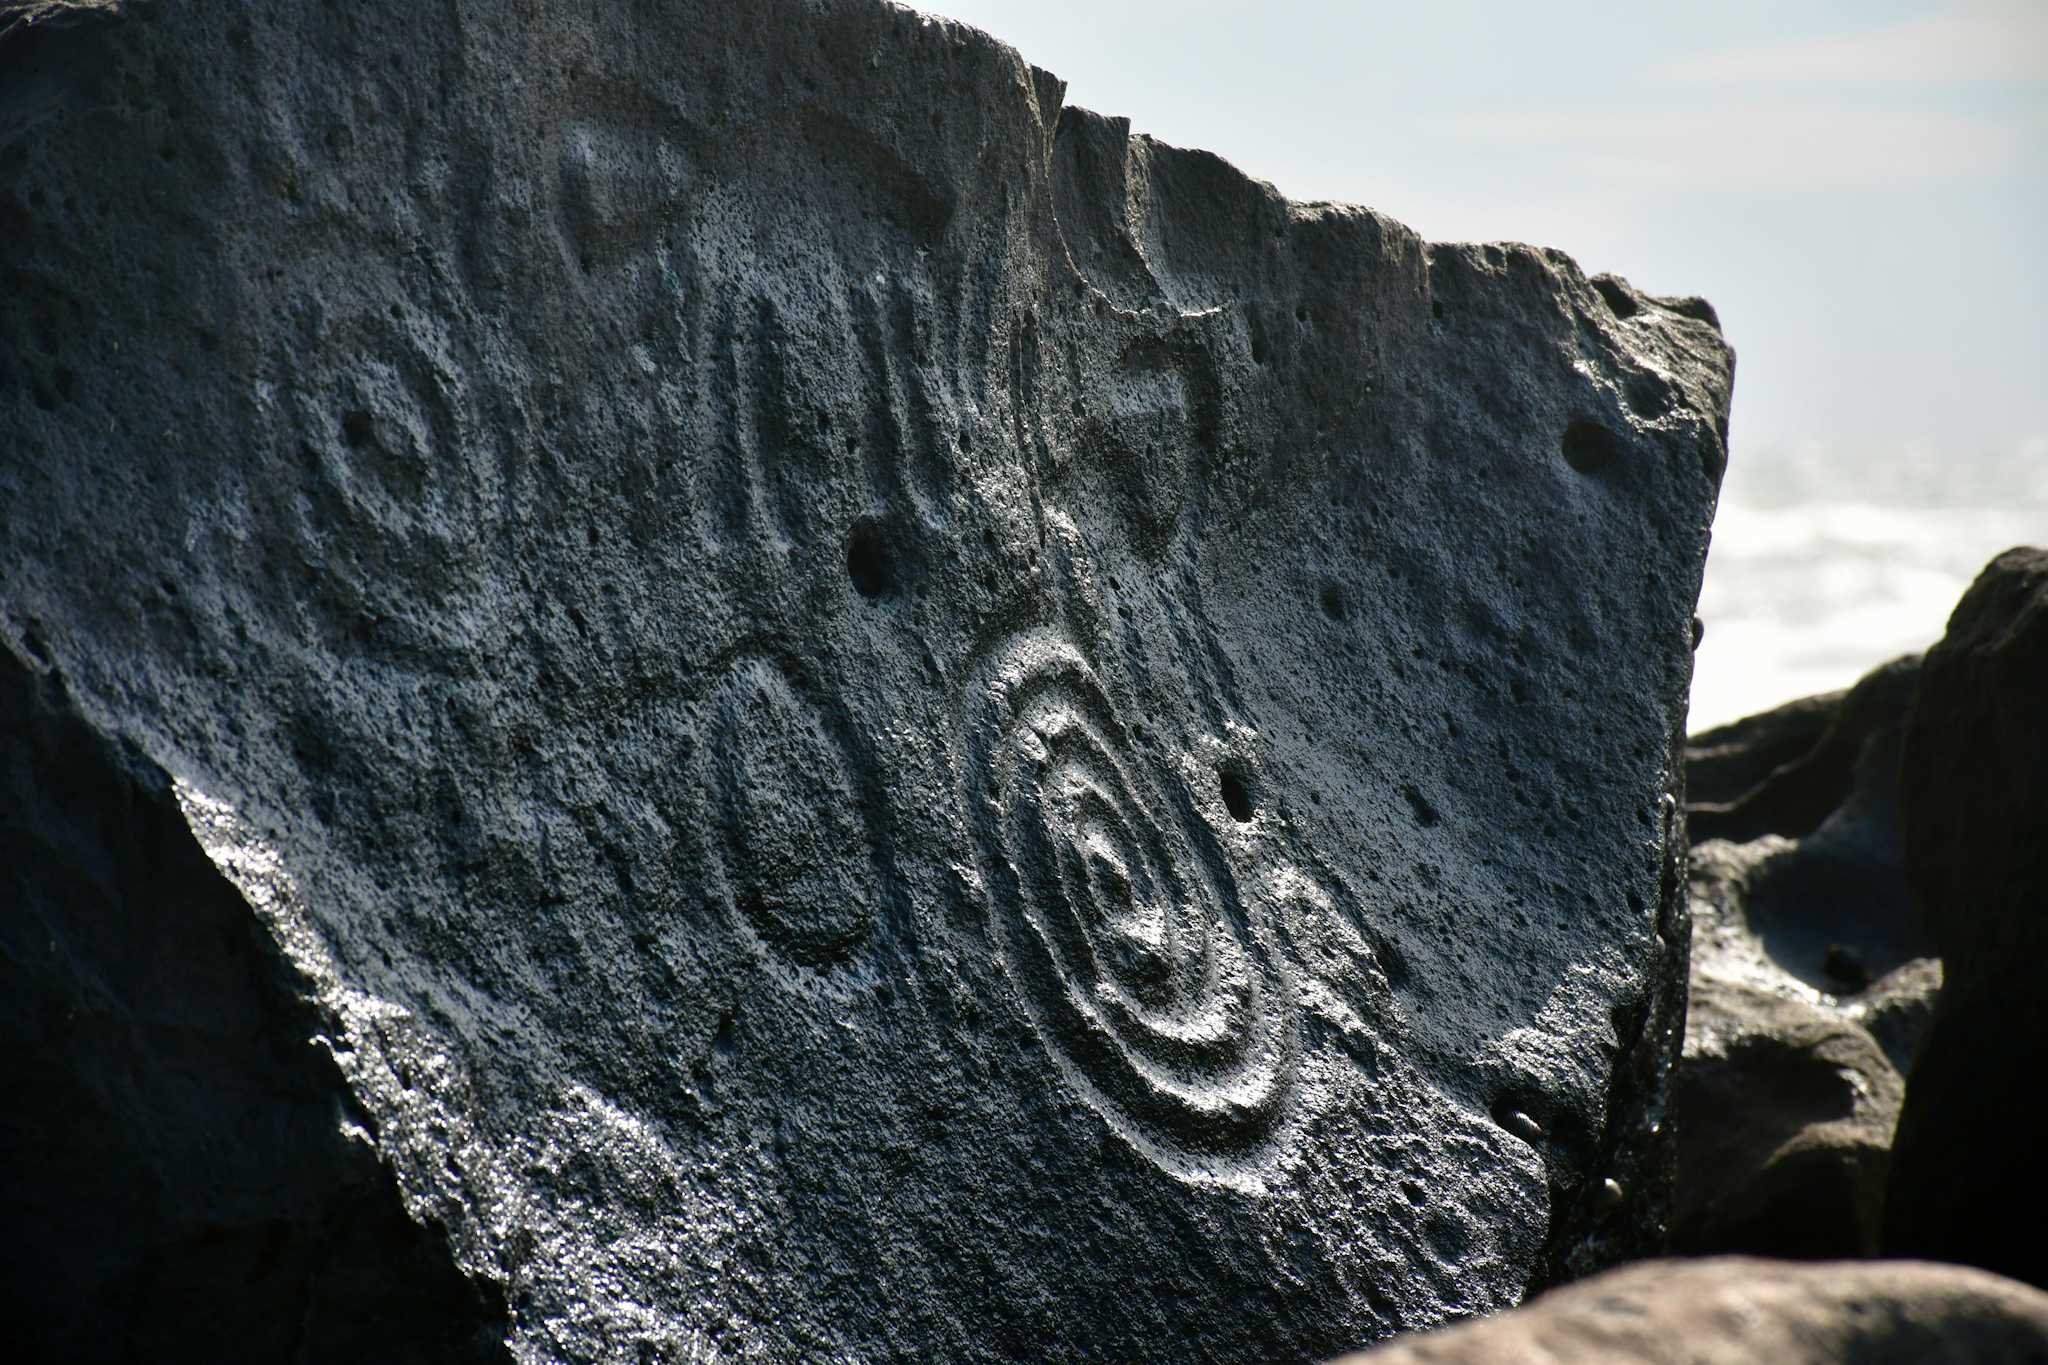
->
[0,0,1732,1358]
[1686,654,1928,996]
[1885,546,2048,1286]
[1679,653,1930,1260]
[1670,975,1902,1258]
[1334,1256,2048,1364]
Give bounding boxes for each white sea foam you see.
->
[1689,439,2047,732]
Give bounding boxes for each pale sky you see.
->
[905,0,2047,725]
[903,0,2047,456]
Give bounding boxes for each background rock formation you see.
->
[1686,654,1927,997]
[1884,547,2048,1286]
[1675,649,1931,1260]
[1335,1256,2048,1364]
[1670,976,1901,1258]
[1676,547,2048,1276]
[0,0,1731,1357]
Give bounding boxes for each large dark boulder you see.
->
[1334,1256,2048,1364]
[0,0,1731,1357]
[1885,546,2048,1285]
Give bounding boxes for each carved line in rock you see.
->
[957,627,1300,1179]
[699,655,890,992]
[686,276,961,565]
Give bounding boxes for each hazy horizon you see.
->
[903,0,2046,458]
[906,0,2047,723]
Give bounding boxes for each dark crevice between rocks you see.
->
[1884,547,2048,1287]
[0,646,511,1365]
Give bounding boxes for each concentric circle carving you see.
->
[957,629,1297,1174]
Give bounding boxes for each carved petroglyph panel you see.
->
[701,656,887,983]
[956,628,1302,1180]
[1270,866,1399,1071]
[1064,318,1226,559]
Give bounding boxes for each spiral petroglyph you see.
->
[957,629,1299,1177]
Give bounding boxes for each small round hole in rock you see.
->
[1823,943,1870,993]
[1490,1094,1547,1143]
[1319,583,1348,621]
[846,521,896,601]
[1219,770,1254,822]
[1560,419,1620,475]
[341,410,375,449]
[1591,277,1639,320]
[1624,371,1670,419]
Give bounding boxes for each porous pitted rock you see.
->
[0,0,1732,1358]
[1885,546,2048,1286]
[1687,654,1928,997]
[1330,1256,2048,1364]
[1670,976,1902,1257]
[0,649,511,1363]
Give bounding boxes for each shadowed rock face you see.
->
[1686,655,1929,997]
[0,1,1730,1359]
[1670,977,1902,1258]
[0,650,511,1365]
[1885,546,2048,1287]
[1679,656,1930,1262]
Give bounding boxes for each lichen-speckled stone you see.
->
[0,1,1731,1359]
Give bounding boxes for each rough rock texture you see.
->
[0,649,511,1363]
[1688,653,1920,848]
[0,1,1731,1358]
[1333,1256,2048,1364]
[1885,546,2048,1287]
[0,0,126,46]
[1686,654,1927,995]
[1678,654,1931,1260]
[1670,976,1902,1257]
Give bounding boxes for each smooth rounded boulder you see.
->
[1332,1256,2048,1364]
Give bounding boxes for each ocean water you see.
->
[1688,438,2047,734]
